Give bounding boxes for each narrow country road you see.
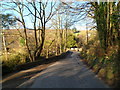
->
[18,51,109,88]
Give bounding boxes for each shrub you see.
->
[2,52,28,75]
[19,37,25,46]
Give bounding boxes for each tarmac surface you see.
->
[18,51,109,88]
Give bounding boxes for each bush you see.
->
[19,37,25,46]
[80,44,120,87]
[66,34,77,48]
[2,52,28,75]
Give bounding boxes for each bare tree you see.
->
[24,0,56,60]
[2,0,57,61]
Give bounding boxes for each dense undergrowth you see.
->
[80,35,120,88]
[1,51,29,75]
[1,50,71,76]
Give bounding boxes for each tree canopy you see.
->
[1,14,16,29]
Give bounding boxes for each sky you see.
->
[1,0,95,31]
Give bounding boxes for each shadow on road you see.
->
[2,51,72,88]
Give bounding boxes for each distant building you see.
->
[74,31,80,33]
[73,31,80,37]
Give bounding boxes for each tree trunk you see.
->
[2,29,8,61]
[55,29,58,55]
[55,42,58,55]
[46,47,49,58]
[86,24,88,45]
[33,2,38,48]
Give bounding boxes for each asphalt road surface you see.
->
[18,51,109,88]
